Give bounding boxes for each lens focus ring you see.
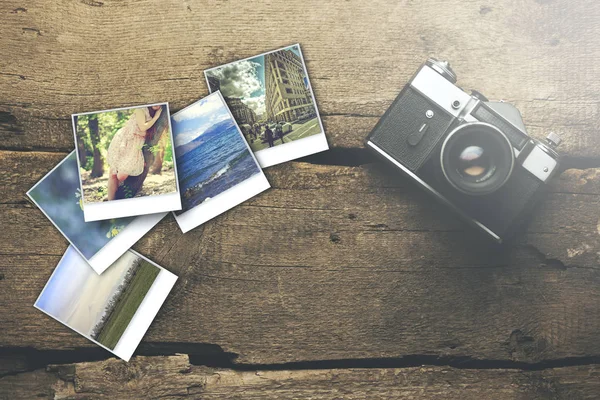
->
[440,122,514,196]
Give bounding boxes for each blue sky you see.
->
[171,94,231,147]
[36,248,138,335]
[36,246,95,317]
[247,45,301,96]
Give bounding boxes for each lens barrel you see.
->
[440,122,514,196]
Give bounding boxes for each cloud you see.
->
[207,60,262,99]
[172,94,226,123]
[172,94,232,147]
[174,125,209,147]
[243,94,265,116]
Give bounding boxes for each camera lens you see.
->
[441,123,514,195]
[457,145,490,178]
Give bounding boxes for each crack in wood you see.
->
[2,346,600,379]
[80,0,104,6]
[21,27,42,36]
[521,244,570,270]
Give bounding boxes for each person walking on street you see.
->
[276,123,285,144]
[265,125,275,148]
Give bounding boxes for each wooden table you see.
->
[1,0,600,398]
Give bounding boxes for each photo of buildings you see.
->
[264,48,315,123]
[205,44,323,152]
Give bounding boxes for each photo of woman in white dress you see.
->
[106,105,163,200]
[72,103,179,217]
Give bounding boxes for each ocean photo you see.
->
[172,93,262,214]
[28,152,134,259]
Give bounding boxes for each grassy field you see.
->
[96,260,160,350]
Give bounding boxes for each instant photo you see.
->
[27,151,166,274]
[205,44,328,167]
[72,103,181,221]
[35,247,177,361]
[171,92,270,233]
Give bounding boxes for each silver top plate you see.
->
[410,65,472,118]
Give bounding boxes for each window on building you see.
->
[282,79,289,84]
[286,88,293,94]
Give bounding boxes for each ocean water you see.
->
[176,124,260,214]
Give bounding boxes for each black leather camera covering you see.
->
[367,79,546,239]
[368,87,454,171]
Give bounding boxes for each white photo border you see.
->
[171,91,271,233]
[26,151,167,274]
[33,246,177,362]
[71,102,182,222]
[204,43,329,168]
[87,212,166,274]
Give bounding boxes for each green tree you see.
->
[74,114,98,172]
[149,133,165,174]
[87,115,104,178]
[75,126,87,166]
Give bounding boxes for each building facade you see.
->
[264,49,315,123]
[207,75,220,93]
[225,97,257,126]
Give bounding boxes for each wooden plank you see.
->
[1,354,599,399]
[1,151,599,364]
[1,0,600,157]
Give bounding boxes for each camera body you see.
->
[366,59,562,243]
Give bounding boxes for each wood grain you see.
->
[1,0,600,157]
[2,0,600,396]
[1,151,599,365]
[1,354,599,399]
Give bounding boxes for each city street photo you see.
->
[34,247,177,361]
[205,44,328,167]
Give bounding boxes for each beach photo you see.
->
[35,247,177,361]
[27,152,166,274]
[205,44,328,167]
[171,92,270,233]
[72,103,181,221]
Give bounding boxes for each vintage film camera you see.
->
[366,59,562,243]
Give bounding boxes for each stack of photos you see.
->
[72,103,181,222]
[171,92,270,233]
[205,44,328,167]
[35,247,177,361]
[27,152,166,274]
[31,43,328,361]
